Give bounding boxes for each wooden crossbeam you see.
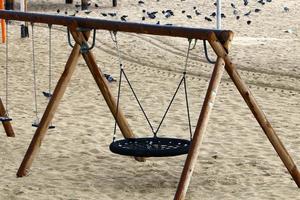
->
[0,11,231,43]
[0,98,14,137]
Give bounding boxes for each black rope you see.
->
[183,73,192,140]
[111,31,195,141]
[112,65,124,142]
[31,23,39,124]
[48,24,52,97]
[121,69,155,134]
[154,75,185,136]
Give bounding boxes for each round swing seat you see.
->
[110,137,191,157]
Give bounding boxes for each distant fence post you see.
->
[113,0,117,7]
[5,0,14,10]
[81,0,88,10]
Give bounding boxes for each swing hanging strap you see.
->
[110,31,195,140]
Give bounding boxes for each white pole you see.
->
[20,0,24,12]
[216,0,221,29]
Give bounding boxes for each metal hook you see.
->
[67,28,97,53]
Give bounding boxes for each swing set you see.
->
[0,10,299,200]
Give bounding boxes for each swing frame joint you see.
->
[67,27,96,53]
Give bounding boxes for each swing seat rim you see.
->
[110,137,191,157]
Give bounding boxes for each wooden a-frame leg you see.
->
[17,41,82,177]
[174,56,226,200]
[71,31,145,162]
[0,98,15,137]
[208,32,300,187]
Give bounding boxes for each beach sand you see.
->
[0,0,300,199]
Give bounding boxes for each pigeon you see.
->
[165,23,173,26]
[142,9,146,13]
[195,10,201,16]
[266,0,272,2]
[121,15,128,21]
[221,13,226,18]
[147,11,157,19]
[205,16,212,21]
[42,91,52,98]
[75,3,80,8]
[108,12,117,17]
[163,10,174,18]
[231,3,236,9]
[95,3,99,8]
[101,13,107,17]
[210,12,216,17]
[104,74,117,82]
[193,6,196,10]
[244,0,248,6]
[57,9,60,14]
[165,10,174,16]
[258,0,265,5]
[182,10,186,14]
[142,16,145,20]
[236,16,240,20]
[164,12,172,18]
[247,20,251,25]
[138,0,144,4]
[244,11,251,16]
[254,8,261,13]
[84,10,92,14]
[64,10,68,15]
[186,15,192,19]
[156,21,160,25]
[283,6,289,12]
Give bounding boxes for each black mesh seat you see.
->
[110,137,191,157]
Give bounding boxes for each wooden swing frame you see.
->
[0,10,299,200]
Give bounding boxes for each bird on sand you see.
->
[121,15,128,21]
[205,16,212,21]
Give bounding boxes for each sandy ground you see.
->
[0,0,300,199]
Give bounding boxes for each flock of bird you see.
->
[56,0,288,26]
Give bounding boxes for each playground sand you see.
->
[0,0,300,199]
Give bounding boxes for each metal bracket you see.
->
[67,28,97,53]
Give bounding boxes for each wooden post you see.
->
[71,31,145,162]
[0,98,14,137]
[17,40,82,177]
[112,0,117,7]
[81,0,88,10]
[5,0,13,10]
[208,33,300,187]
[174,56,226,199]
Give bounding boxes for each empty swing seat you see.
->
[110,137,191,157]
[32,122,55,129]
[0,116,12,122]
